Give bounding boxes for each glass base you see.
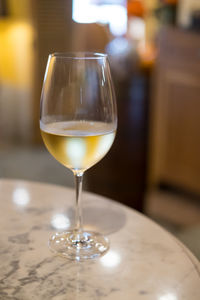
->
[48,230,109,260]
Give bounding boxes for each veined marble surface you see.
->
[0,179,199,300]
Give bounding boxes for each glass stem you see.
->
[74,171,83,234]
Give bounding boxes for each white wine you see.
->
[40,121,116,172]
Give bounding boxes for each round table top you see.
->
[0,179,199,300]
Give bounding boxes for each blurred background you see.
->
[0,0,200,259]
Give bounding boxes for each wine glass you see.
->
[40,52,117,260]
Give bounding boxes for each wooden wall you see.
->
[148,28,200,195]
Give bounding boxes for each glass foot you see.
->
[48,230,109,260]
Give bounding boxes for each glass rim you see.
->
[50,52,108,60]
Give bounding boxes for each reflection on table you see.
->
[0,179,199,299]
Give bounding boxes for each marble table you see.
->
[0,179,199,299]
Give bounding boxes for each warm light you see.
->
[129,17,145,41]
[72,0,127,36]
[100,5,127,36]
[160,293,177,300]
[72,0,98,24]
[91,131,115,161]
[13,187,30,207]
[51,214,71,230]
[127,0,145,18]
[0,20,33,87]
[66,138,87,168]
[138,42,156,68]
[100,250,121,268]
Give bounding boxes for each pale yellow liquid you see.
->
[40,121,116,172]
